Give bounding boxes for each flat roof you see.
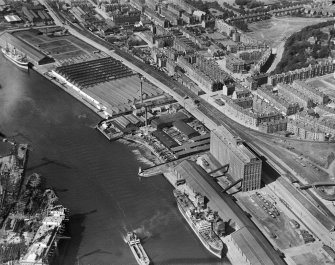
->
[174,160,286,265]
[173,120,199,138]
[212,126,258,163]
[152,129,179,149]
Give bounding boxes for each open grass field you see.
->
[246,17,329,48]
[13,29,107,63]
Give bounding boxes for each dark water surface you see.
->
[0,58,229,265]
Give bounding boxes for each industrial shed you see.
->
[151,111,190,129]
[152,130,179,149]
[124,114,142,126]
[173,160,286,265]
[0,32,53,65]
[113,116,137,133]
[173,120,200,139]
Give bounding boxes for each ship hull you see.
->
[128,243,150,265]
[126,233,150,265]
[177,203,222,258]
[2,48,29,70]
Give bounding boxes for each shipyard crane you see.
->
[136,74,151,135]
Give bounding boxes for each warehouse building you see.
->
[173,160,286,265]
[151,111,191,129]
[0,32,53,65]
[152,130,179,149]
[210,126,262,191]
[173,120,200,139]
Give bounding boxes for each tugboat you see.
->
[126,232,150,265]
[1,43,28,70]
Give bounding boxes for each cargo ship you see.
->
[1,45,28,70]
[173,189,225,259]
[126,232,150,265]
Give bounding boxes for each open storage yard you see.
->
[237,190,305,250]
[13,29,107,63]
[246,17,328,47]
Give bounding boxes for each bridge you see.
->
[299,182,335,190]
[208,163,229,175]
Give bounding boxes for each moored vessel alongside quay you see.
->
[1,45,28,70]
[126,232,150,265]
[96,119,124,141]
[19,202,69,265]
[173,189,225,259]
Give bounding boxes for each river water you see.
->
[0,58,230,265]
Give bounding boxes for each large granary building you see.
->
[173,160,285,265]
[210,126,262,191]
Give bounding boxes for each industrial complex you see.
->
[1,0,335,264]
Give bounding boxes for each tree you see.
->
[235,0,249,5]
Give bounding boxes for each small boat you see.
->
[126,232,150,265]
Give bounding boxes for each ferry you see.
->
[2,45,28,70]
[173,189,225,258]
[126,232,150,265]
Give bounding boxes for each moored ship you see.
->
[173,189,225,258]
[2,45,28,70]
[126,232,150,265]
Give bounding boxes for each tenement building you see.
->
[256,85,300,115]
[111,9,141,25]
[176,55,230,91]
[291,80,329,105]
[177,56,216,91]
[226,54,245,73]
[287,119,326,141]
[315,105,335,116]
[294,111,335,136]
[277,83,313,109]
[222,95,282,129]
[268,59,335,86]
[259,118,288,133]
[210,126,262,191]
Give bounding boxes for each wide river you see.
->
[0,58,230,265]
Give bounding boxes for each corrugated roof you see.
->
[114,116,131,128]
[124,114,141,125]
[231,227,280,265]
[173,160,286,265]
